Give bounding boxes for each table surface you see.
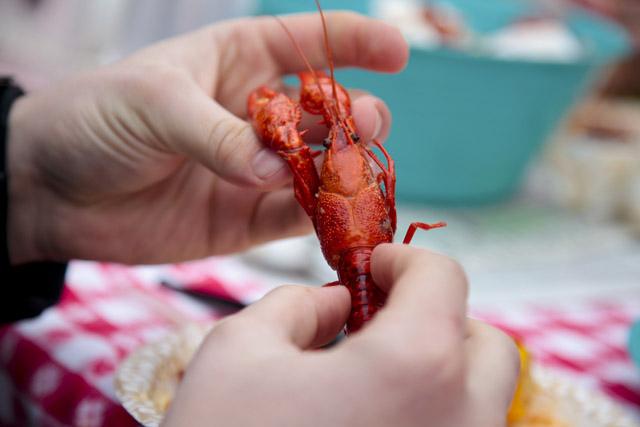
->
[1,199,639,427]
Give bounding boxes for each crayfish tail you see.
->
[338,248,386,334]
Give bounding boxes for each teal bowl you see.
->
[336,51,600,203]
[258,1,629,204]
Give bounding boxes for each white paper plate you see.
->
[115,324,639,427]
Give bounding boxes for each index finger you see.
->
[221,285,351,350]
[368,244,469,343]
[256,11,409,74]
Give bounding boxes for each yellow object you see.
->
[508,340,533,423]
[507,341,569,427]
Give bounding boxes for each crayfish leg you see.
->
[364,140,397,233]
[322,281,341,288]
[402,222,447,245]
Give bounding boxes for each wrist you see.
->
[7,96,47,264]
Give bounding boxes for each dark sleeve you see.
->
[1,77,67,324]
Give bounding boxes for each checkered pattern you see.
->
[0,259,639,426]
[0,258,255,427]
[473,300,640,411]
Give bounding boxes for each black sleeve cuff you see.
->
[1,263,67,323]
[1,77,67,324]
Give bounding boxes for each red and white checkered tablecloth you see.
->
[473,301,640,411]
[1,258,639,426]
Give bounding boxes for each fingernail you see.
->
[252,148,286,179]
[372,102,383,139]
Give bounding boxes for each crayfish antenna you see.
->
[273,16,337,122]
[314,0,361,147]
[314,0,341,117]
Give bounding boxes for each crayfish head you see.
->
[321,142,374,197]
[298,71,351,124]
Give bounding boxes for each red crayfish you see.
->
[247,1,445,334]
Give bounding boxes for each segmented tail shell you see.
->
[338,248,387,333]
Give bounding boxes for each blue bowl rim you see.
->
[405,45,607,68]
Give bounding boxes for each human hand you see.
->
[7,12,408,265]
[163,244,519,427]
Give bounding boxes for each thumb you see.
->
[150,82,289,188]
[368,244,468,344]
[234,285,351,350]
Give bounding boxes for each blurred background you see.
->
[1,0,639,314]
[1,0,640,423]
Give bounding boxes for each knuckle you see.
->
[209,118,254,163]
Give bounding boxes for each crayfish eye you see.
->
[323,138,332,148]
[351,133,360,143]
